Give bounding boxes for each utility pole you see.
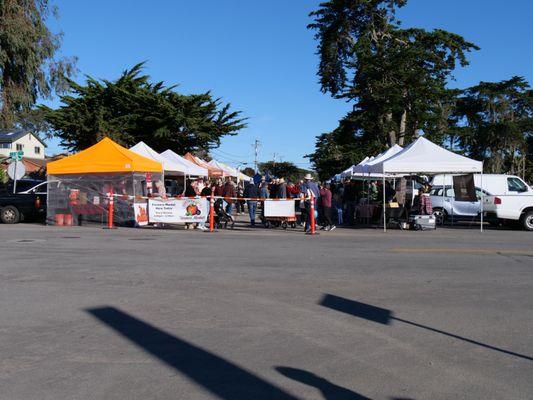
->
[252,139,260,172]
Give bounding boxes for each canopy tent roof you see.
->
[160,150,208,176]
[217,161,252,181]
[184,153,224,177]
[339,156,371,178]
[208,159,237,177]
[47,137,162,175]
[130,142,184,175]
[368,137,482,174]
[353,145,403,174]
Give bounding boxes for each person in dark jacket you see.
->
[184,179,197,197]
[319,183,335,231]
[222,177,237,215]
[243,180,259,226]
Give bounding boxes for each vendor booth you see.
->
[367,137,483,232]
[160,150,208,177]
[184,153,224,178]
[130,142,184,176]
[46,138,163,226]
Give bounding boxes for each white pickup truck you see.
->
[482,175,533,231]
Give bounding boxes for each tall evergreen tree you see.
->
[42,63,247,154]
[307,0,478,177]
[0,0,76,128]
[455,76,533,175]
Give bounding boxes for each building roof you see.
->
[0,129,47,147]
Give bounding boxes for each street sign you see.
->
[9,151,23,161]
[7,160,25,181]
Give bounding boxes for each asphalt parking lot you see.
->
[0,223,532,400]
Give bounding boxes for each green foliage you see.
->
[0,0,76,128]
[454,76,533,175]
[307,0,479,178]
[42,63,247,154]
[0,167,6,183]
[258,161,310,182]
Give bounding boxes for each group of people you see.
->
[155,173,433,230]
[327,177,434,226]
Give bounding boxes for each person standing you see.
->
[277,178,287,199]
[259,178,269,199]
[320,183,335,231]
[243,180,259,226]
[236,181,245,215]
[301,173,320,232]
[222,177,236,215]
[214,178,224,197]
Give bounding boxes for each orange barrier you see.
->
[209,188,215,232]
[104,188,116,229]
[307,192,317,235]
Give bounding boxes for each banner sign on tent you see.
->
[264,200,295,217]
[148,198,208,223]
[134,203,149,226]
[453,174,476,202]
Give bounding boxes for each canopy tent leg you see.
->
[383,175,386,232]
[480,167,484,233]
[441,174,445,226]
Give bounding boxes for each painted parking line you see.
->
[391,248,533,255]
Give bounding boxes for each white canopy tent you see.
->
[209,159,252,182]
[354,144,404,174]
[368,137,482,175]
[340,156,370,179]
[130,142,184,176]
[218,161,252,182]
[208,159,237,177]
[366,137,483,232]
[160,150,208,176]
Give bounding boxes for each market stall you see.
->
[184,153,224,178]
[130,142,184,176]
[46,138,163,226]
[159,150,207,176]
[367,137,483,232]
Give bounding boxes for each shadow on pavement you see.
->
[319,294,533,362]
[276,367,372,399]
[86,306,300,400]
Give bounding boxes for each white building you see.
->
[0,130,47,160]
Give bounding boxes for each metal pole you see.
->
[441,173,445,226]
[480,168,484,233]
[383,175,386,232]
[13,160,18,194]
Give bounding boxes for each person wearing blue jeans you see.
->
[244,180,259,226]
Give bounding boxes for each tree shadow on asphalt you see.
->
[86,306,300,400]
[319,294,533,362]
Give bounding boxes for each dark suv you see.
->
[0,180,47,223]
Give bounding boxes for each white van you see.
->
[431,174,533,230]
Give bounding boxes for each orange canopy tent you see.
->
[183,153,224,178]
[47,137,162,175]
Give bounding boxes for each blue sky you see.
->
[46,0,533,169]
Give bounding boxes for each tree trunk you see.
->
[398,109,407,146]
[385,112,396,147]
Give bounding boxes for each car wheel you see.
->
[1,206,20,224]
[433,208,447,225]
[521,211,533,231]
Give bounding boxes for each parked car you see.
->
[0,180,47,224]
[429,185,490,223]
[431,174,533,230]
[482,176,533,231]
